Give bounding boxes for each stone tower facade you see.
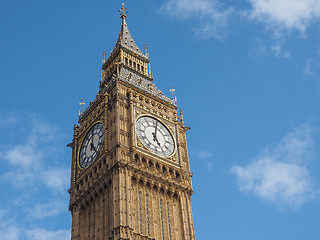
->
[68,4,195,240]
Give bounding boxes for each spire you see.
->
[110,3,148,59]
[119,3,127,19]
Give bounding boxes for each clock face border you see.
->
[133,108,179,163]
[135,115,175,157]
[78,121,105,169]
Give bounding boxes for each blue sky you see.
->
[1,0,320,239]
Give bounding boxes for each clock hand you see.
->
[152,121,159,142]
[90,141,96,152]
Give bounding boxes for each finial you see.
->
[79,98,85,116]
[144,44,149,57]
[148,62,152,77]
[180,108,184,123]
[100,69,104,82]
[102,49,106,64]
[169,85,175,100]
[119,3,128,19]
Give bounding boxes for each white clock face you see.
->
[79,122,104,168]
[136,116,175,157]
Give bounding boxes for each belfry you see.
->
[68,4,196,240]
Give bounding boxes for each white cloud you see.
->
[3,169,37,187]
[198,150,212,159]
[271,45,291,59]
[0,113,69,191]
[161,0,320,45]
[0,112,18,126]
[248,0,320,33]
[0,113,70,240]
[231,123,318,209]
[161,0,233,40]
[0,206,69,240]
[249,38,267,61]
[29,201,65,219]
[0,209,20,240]
[0,227,20,240]
[26,229,70,240]
[41,168,70,191]
[5,143,43,169]
[249,39,291,61]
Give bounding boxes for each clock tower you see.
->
[68,4,195,240]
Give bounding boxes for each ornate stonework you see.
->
[68,4,195,240]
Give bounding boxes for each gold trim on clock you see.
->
[134,114,177,158]
[77,121,105,170]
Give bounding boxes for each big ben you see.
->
[68,4,195,240]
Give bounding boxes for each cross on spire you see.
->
[79,98,85,116]
[119,3,128,19]
[169,85,175,99]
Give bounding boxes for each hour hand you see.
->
[152,133,161,147]
[152,132,157,142]
[153,121,159,141]
[90,142,96,151]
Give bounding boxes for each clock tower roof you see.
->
[107,3,148,63]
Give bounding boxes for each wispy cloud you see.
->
[161,0,233,40]
[26,229,70,240]
[28,201,66,219]
[0,209,21,240]
[271,44,291,59]
[0,206,69,240]
[197,150,212,159]
[0,113,71,240]
[0,113,69,192]
[0,112,18,126]
[196,150,213,170]
[41,168,70,191]
[0,227,20,240]
[161,0,320,54]
[249,38,267,61]
[247,0,320,34]
[249,39,291,61]
[0,225,70,240]
[231,123,318,209]
[303,58,316,76]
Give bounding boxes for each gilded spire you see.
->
[107,3,148,60]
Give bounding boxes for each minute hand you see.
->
[152,121,161,146]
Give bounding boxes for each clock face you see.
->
[79,122,104,168]
[135,116,175,157]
